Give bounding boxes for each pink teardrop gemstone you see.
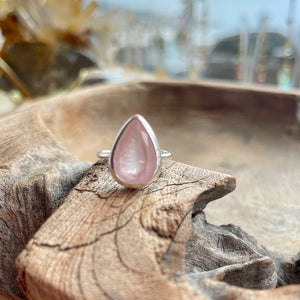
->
[111,117,158,187]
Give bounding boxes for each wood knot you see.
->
[141,201,185,239]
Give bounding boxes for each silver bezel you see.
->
[109,114,161,189]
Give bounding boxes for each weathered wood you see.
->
[38,80,300,256]
[0,80,299,299]
[185,212,300,297]
[201,280,300,300]
[16,158,300,300]
[16,159,235,299]
[0,105,91,298]
[185,212,277,290]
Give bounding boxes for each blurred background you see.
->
[0,0,300,114]
[100,0,300,87]
[1,4,300,299]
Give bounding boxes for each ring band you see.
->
[97,149,172,159]
[97,114,172,188]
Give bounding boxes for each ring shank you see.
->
[97,149,172,159]
[97,150,111,158]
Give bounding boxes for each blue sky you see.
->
[99,0,300,44]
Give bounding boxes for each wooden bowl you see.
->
[43,81,300,256]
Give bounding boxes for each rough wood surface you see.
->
[40,80,300,256]
[16,159,235,300]
[0,80,299,299]
[0,105,91,298]
[16,158,300,300]
[185,212,300,296]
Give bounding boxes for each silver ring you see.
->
[98,149,172,159]
[97,114,173,188]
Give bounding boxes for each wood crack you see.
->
[0,216,24,246]
[32,213,134,251]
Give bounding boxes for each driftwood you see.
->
[16,159,235,299]
[0,102,91,298]
[16,159,300,300]
[0,81,298,299]
[185,213,300,295]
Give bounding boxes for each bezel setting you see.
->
[109,114,162,189]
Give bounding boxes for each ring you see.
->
[97,114,172,188]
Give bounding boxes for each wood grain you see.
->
[0,104,91,298]
[185,212,300,298]
[0,80,299,299]
[16,159,235,300]
[37,80,300,256]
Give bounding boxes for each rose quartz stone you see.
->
[112,118,157,186]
